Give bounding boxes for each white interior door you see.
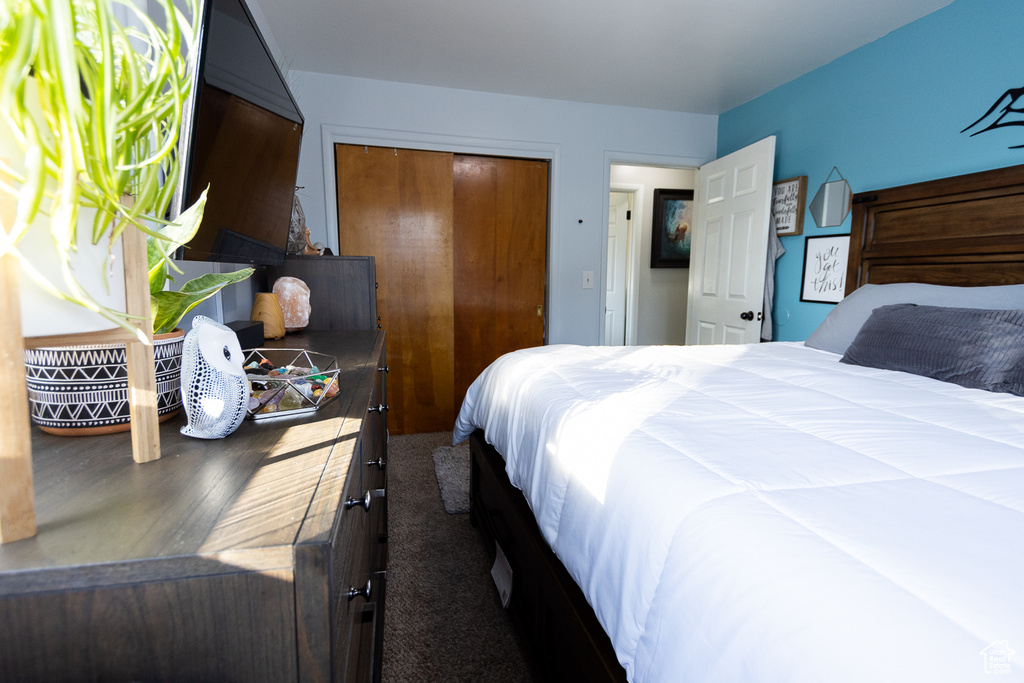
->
[605,191,630,345]
[685,136,776,345]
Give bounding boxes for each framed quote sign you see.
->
[771,176,807,236]
[800,234,850,304]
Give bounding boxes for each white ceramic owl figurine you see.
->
[180,316,249,439]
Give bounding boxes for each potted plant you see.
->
[1,0,252,433]
[24,192,254,434]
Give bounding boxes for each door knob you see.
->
[740,311,754,321]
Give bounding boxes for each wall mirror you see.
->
[809,168,852,228]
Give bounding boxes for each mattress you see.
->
[453,342,1024,682]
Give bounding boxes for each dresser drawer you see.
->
[361,350,388,494]
[333,489,372,682]
[293,332,388,682]
[355,343,387,682]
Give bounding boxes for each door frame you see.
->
[602,151,710,346]
[608,184,641,345]
[320,124,557,339]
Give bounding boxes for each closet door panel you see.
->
[336,144,455,434]
[453,156,548,414]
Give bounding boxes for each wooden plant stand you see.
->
[0,196,160,544]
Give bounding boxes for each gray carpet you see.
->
[384,432,536,682]
[432,442,471,513]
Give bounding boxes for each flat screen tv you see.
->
[171,0,303,266]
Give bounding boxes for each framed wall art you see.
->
[800,234,850,304]
[772,176,807,236]
[651,188,694,268]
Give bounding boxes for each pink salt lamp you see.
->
[272,276,311,332]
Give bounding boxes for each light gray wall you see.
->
[610,165,695,345]
[286,71,717,345]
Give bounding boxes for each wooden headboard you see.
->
[846,163,1024,294]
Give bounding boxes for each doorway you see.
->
[605,190,634,345]
[606,164,696,346]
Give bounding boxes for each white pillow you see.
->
[804,282,1024,355]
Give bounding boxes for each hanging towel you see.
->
[761,212,785,342]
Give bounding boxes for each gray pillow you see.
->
[805,283,1024,355]
[839,303,1024,396]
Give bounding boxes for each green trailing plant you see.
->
[0,0,250,340]
[147,188,252,335]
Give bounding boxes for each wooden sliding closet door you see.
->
[336,146,548,434]
[453,156,548,414]
[335,144,454,435]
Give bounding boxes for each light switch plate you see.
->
[583,270,594,289]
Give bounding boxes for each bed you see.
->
[453,163,1024,683]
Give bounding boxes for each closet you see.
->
[335,145,548,434]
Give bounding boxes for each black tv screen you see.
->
[172,0,303,266]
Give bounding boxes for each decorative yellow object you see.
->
[250,293,286,340]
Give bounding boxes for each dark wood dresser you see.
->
[0,330,388,682]
[266,256,379,332]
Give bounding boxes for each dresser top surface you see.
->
[0,330,384,586]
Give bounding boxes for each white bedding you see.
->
[453,342,1024,682]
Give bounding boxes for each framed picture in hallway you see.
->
[651,188,694,268]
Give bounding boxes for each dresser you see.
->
[266,256,379,332]
[0,331,387,682]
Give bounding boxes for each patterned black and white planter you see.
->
[24,329,185,435]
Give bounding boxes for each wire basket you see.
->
[243,348,341,420]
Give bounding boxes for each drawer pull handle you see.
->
[368,403,388,413]
[345,491,372,511]
[366,457,386,470]
[347,578,372,601]
[378,365,389,373]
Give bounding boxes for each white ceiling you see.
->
[253,0,953,115]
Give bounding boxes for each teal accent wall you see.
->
[717,0,1024,341]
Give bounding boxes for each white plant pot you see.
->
[24,329,185,436]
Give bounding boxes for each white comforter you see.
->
[453,342,1024,682]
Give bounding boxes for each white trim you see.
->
[601,150,709,346]
[608,183,643,346]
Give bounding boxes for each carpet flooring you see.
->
[383,431,536,682]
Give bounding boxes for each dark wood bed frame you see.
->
[469,162,1024,682]
[847,163,1024,292]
